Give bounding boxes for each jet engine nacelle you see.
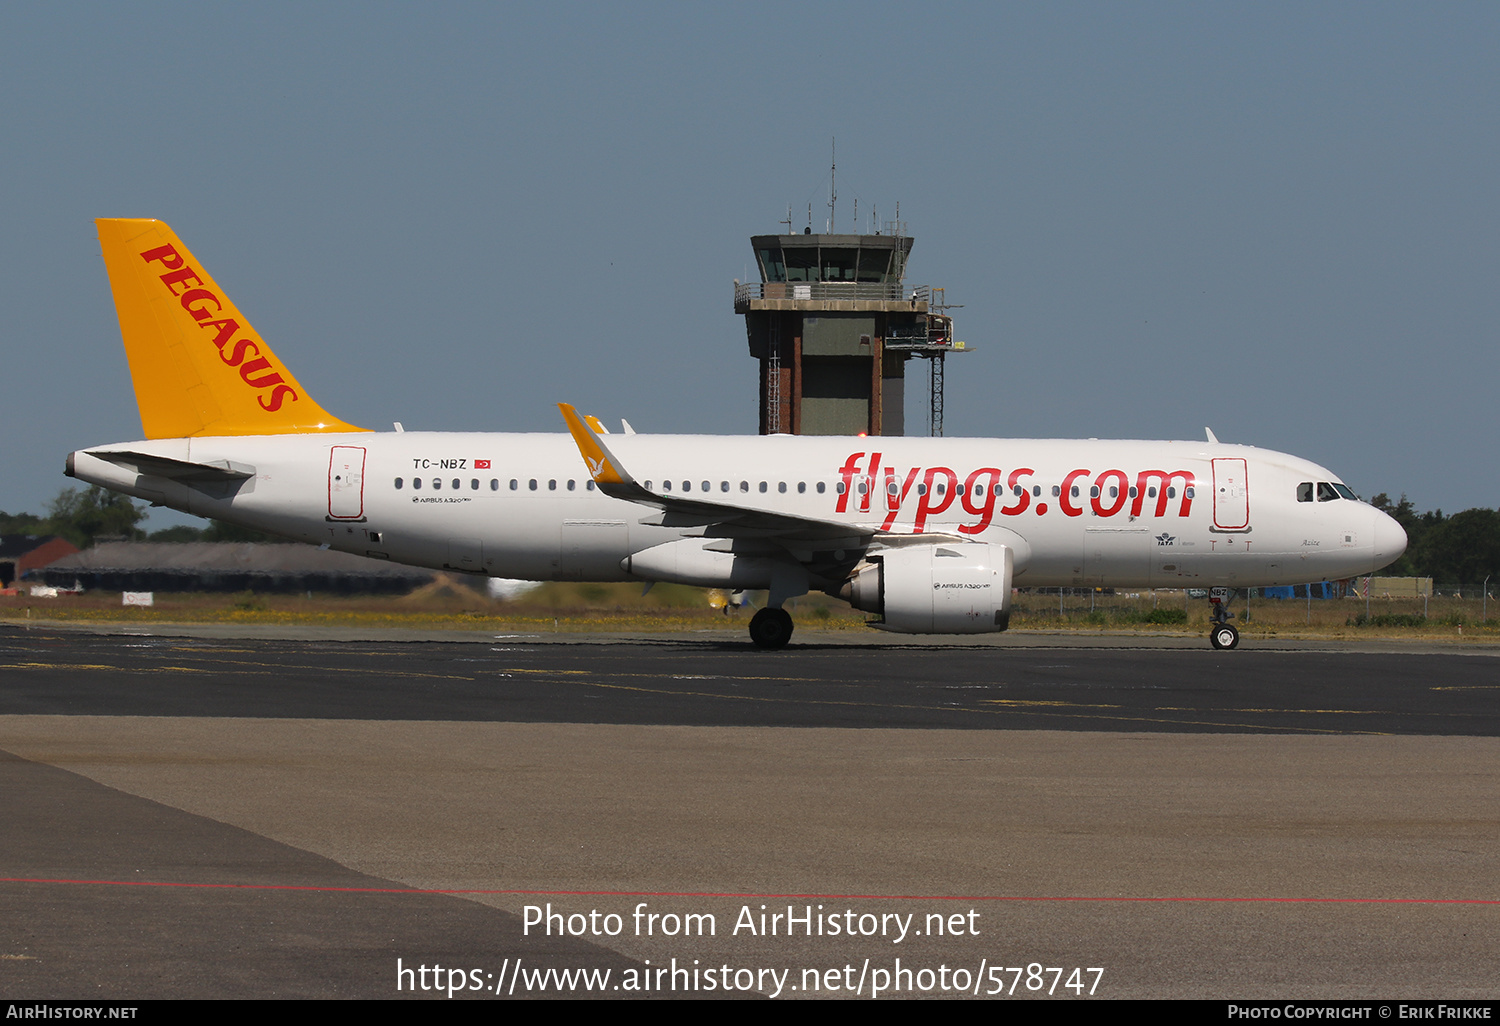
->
[838,542,1013,634]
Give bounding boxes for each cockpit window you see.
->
[1317,482,1340,502]
[1333,483,1357,501]
[1297,482,1314,502]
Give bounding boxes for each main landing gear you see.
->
[1207,587,1239,650]
[749,607,794,650]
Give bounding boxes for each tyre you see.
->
[749,608,794,650]
[1210,624,1239,650]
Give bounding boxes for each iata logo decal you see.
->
[1156,533,1176,546]
[139,244,297,413]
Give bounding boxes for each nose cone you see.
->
[1371,509,1408,569]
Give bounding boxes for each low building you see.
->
[0,535,80,589]
[36,542,435,594]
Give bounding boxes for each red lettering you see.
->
[836,453,864,514]
[1132,470,1196,518]
[199,317,241,349]
[179,288,221,322]
[220,337,259,367]
[859,453,882,513]
[158,266,203,295]
[880,466,922,531]
[1060,469,1090,517]
[257,384,298,412]
[237,357,284,389]
[138,244,184,270]
[913,467,957,533]
[1092,469,1129,517]
[958,468,1002,535]
[1000,468,1033,516]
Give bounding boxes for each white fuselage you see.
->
[70,431,1407,592]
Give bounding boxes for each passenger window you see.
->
[587,481,595,491]
[936,483,946,496]
[993,484,1003,495]
[413,478,421,489]
[888,481,900,495]
[548,479,557,491]
[452,479,460,489]
[835,482,845,494]
[471,479,479,490]
[721,481,729,492]
[491,479,499,490]
[1052,485,1061,497]
[395,478,403,490]
[1013,485,1024,497]
[434,478,442,490]
[1297,482,1314,502]
[740,481,749,492]
[917,484,927,496]
[816,482,826,494]
[778,482,787,493]
[1148,486,1157,498]
[702,481,710,492]
[529,479,537,490]
[1071,485,1079,498]
[1033,485,1041,497]
[682,481,690,492]
[798,482,806,494]
[759,482,768,493]
[1090,486,1099,498]
[567,480,575,491]
[856,482,865,494]
[1185,486,1194,499]
[1109,486,1118,498]
[510,479,518,490]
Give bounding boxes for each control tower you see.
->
[733,223,967,436]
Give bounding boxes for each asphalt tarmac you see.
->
[2,622,1497,999]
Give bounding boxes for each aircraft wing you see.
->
[558,404,880,546]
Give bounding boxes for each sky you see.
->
[2,2,1496,528]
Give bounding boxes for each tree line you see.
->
[1369,494,1499,594]
[0,486,271,549]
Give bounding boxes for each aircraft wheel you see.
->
[749,608,794,650]
[1210,624,1239,650]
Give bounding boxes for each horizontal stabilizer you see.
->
[88,449,256,482]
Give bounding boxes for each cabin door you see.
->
[328,446,367,520]
[1211,457,1249,531]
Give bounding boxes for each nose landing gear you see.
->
[1207,587,1240,649]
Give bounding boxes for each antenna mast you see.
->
[828,138,836,233]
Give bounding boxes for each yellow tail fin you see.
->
[96,219,365,438]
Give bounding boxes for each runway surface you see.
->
[2,622,1498,999]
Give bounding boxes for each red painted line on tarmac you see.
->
[1,878,1496,905]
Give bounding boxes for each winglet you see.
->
[558,403,634,488]
[1204,427,1219,444]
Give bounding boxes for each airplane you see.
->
[67,219,1408,651]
